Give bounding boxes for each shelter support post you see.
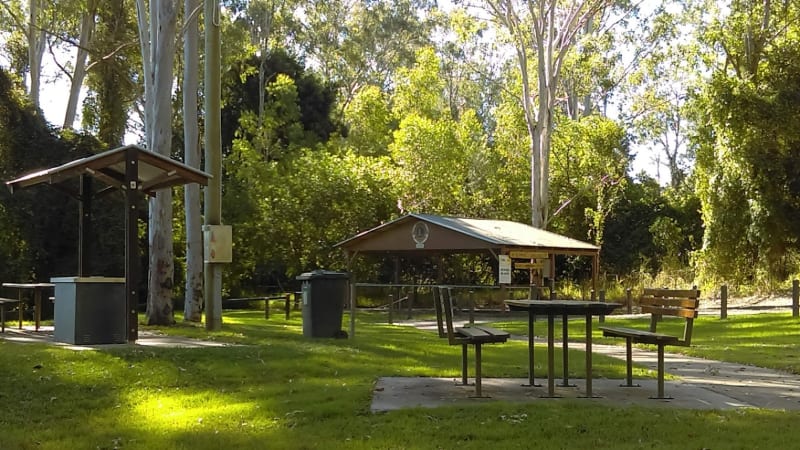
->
[549,253,556,299]
[592,254,599,299]
[124,147,139,343]
[78,175,93,277]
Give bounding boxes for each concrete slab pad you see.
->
[371,377,758,412]
[0,326,235,350]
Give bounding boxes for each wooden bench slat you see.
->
[641,305,699,318]
[643,288,700,298]
[641,296,699,308]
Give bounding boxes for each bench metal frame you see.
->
[600,287,700,399]
[433,286,509,397]
[0,298,22,333]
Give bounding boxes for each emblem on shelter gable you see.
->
[412,221,429,248]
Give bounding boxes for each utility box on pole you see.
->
[203,225,232,263]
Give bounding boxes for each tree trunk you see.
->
[64,4,97,129]
[144,0,178,325]
[183,0,203,322]
[148,193,175,325]
[27,0,46,106]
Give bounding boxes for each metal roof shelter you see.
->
[337,213,599,255]
[6,144,211,342]
[336,213,600,291]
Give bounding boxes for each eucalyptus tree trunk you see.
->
[183,0,203,322]
[64,1,97,129]
[27,0,46,106]
[136,0,179,325]
[484,0,613,229]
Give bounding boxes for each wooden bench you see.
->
[0,297,22,333]
[433,286,509,397]
[599,287,700,399]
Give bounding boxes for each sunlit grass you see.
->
[1,310,800,449]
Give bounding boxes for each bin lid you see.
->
[296,270,349,281]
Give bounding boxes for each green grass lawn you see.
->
[1,310,799,449]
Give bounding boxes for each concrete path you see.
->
[0,325,234,350]
[372,317,800,411]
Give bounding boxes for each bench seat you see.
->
[599,327,682,346]
[0,297,22,333]
[434,287,509,397]
[454,325,510,343]
[599,287,700,399]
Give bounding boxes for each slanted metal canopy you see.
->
[7,144,210,196]
[335,213,600,293]
[6,144,211,343]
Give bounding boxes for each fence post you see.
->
[349,284,356,338]
[284,294,290,320]
[793,280,799,318]
[407,286,414,320]
[265,297,270,319]
[529,284,539,300]
[720,284,728,320]
[590,289,596,301]
[469,289,475,324]
[388,293,394,324]
[625,288,632,314]
[599,290,606,323]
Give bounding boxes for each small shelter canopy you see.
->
[335,213,599,256]
[7,144,210,196]
[5,144,211,343]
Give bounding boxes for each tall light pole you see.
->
[203,0,223,330]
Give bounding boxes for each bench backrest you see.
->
[432,286,458,345]
[641,287,700,345]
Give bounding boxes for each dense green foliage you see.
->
[691,0,800,289]
[0,69,122,287]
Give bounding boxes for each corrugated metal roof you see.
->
[412,213,599,250]
[6,144,210,195]
[335,213,599,252]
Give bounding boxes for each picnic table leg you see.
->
[34,288,42,331]
[583,312,595,398]
[461,344,469,386]
[559,313,575,387]
[523,311,540,387]
[544,314,557,397]
[17,290,22,330]
[473,344,482,397]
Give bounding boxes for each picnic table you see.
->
[505,299,621,398]
[2,282,55,331]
